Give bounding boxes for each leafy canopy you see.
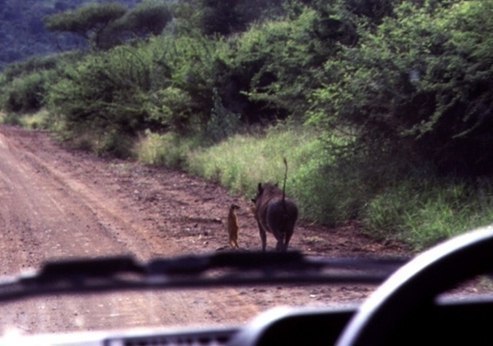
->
[311,0,493,176]
[44,3,127,49]
[44,1,171,50]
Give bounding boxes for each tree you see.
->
[109,0,172,43]
[175,0,284,36]
[44,2,172,50]
[123,1,172,36]
[312,1,493,176]
[44,3,127,50]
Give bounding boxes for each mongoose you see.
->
[227,204,240,249]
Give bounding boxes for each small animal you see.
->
[227,204,241,249]
[252,159,298,251]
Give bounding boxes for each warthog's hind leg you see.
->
[257,221,267,251]
[275,232,291,252]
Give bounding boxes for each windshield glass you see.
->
[0,0,492,338]
[0,126,404,336]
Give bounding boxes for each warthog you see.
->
[252,159,298,251]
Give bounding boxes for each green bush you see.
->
[119,0,172,36]
[202,88,241,143]
[146,86,194,134]
[47,46,154,143]
[0,112,22,126]
[43,2,127,50]
[0,53,82,117]
[2,72,50,113]
[136,131,197,169]
[1,55,60,83]
[92,130,133,158]
[311,1,493,176]
[20,109,52,129]
[231,8,328,123]
[145,34,233,135]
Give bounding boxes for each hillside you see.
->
[0,0,139,69]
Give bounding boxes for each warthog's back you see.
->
[265,198,298,233]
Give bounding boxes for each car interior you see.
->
[2,225,493,346]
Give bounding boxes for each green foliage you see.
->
[0,62,65,113]
[3,0,493,248]
[46,45,155,142]
[188,125,330,207]
[136,131,198,168]
[20,110,52,130]
[43,1,170,51]
[101,1,172,48]
[1,55,59,83]
[311,0,493,176]
[1,71,55,114]
[285,136,342,224]
[0,112,22,126]
[147,86,194,133]
[38,30,241,153]
[44,2,127,50]
[144,34,233,135]
[0,53,81,116]
[203,88,241,143]
[117,0,172,36]
[176,0,285,36]
[94,129,134,158]
[231,7,332,123]
[363,176,493,249]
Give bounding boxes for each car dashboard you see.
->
[5,297,493,346]
[1,226,493,346]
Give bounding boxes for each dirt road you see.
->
[0,125,405,335]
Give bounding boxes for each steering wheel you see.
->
[336,225,493,346]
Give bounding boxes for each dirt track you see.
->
[0,125,406,335]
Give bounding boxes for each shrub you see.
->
[231,8,328,123]
[145,34,233,135]
[202,88,242,143]
[119,0,172,36]
[95,130,134,159]
[0,112,22,126]
[20,109,51,129]
[311,1,493,176]
[1,55,60,83]
[47,45,155,145]
[135,131,197,169]
[44,2,127,50]
[2,71,50,113]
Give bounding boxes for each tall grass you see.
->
[186,125,349,224]
[135,131,198,169]
[363,177,493,249]
[19,109,51,129]
[117,124,493,249]
[189,127,315,191]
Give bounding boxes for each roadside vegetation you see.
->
[1,0,493,249]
